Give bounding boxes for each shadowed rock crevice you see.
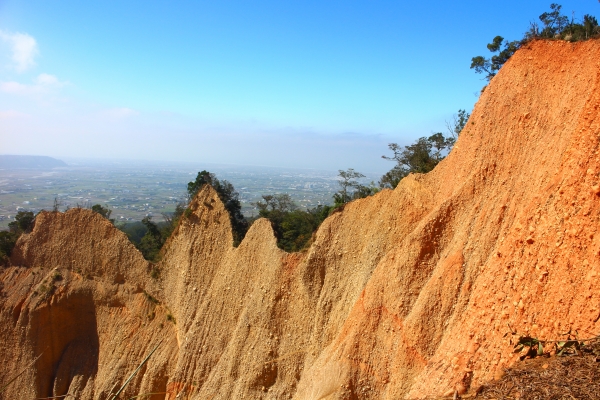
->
[29,289,99,397]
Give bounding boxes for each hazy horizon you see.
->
[0,154,377,229]
[1,153,386,175]
[1,1,598,172]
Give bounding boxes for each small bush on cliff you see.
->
[254,168,377,248]
[446,109,470,139]
[91,204,114,223]
[0,231,18,264]
[475,328,600,399]
[187,170,248,246]
[471,4,599,82]
[166,313,176,324]
[160,202,185,240]
[528,4,599,41]
[507,326,600,360]
[8,211,35,234]
[379,108,469,190]
[379,132,457,189]
[332,169,378,207]
[1,211,36,265]
[252,194,332,252]
[116,221,148,244]
[471,36,521,82]
[117,204,185,263]
[52,271,63,282]
[137,216,165,262]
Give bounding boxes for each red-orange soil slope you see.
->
[1,39,599,399]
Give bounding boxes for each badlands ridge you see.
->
[1,40,600,399]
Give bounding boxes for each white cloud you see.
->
[104,107,140,118]
[0,81,41,96]
[36,73,61,85]
[0,30,38,72]
[0,110,28,119]
[0,73,68,97]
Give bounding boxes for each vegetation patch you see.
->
[149,266,160,280]
[143,290,160,304]
[250,194,332,252]
[474,339,600,399]
[166,313,176,324]
[471,3,599,82]
[0,211,35,265]
[0,232,17,265]
[380,130,459,189]
[187,170,248,246]
[37,282,55,298]
[453,329,600,399]
[51,271,63,282]
[116,204,184,262]
[91,204,114,223]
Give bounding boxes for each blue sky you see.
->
[0,1,598,173]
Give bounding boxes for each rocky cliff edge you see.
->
[1,39,600,399]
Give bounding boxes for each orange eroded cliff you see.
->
[1,39,599,399]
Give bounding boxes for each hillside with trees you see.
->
[2,38,600,399]
[471,3,599,82]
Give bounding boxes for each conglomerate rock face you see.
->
[1,39,600,399]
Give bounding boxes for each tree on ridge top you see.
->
[187,170,248,246]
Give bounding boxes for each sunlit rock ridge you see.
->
[1,39,600,399]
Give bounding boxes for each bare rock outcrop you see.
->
[1,39,600,399]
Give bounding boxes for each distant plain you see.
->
[0,159,379,229]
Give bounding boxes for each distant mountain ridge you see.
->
[0,155,67,169]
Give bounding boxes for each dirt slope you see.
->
[1,39,599,399]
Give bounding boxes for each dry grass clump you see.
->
[475,340,600,400]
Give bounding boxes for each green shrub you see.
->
[8,211,35,234]
[91,204,114,223]
[472,4,599,82]
[1,211,37,264]
[149,266,160,280]
[187,170,248,245]
[143,290,160,304]
[116,221,148,245]
[380,132,456,189]
[0,231,18,264]
[252,194,333,252]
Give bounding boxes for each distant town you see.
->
[0,156,379,230]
